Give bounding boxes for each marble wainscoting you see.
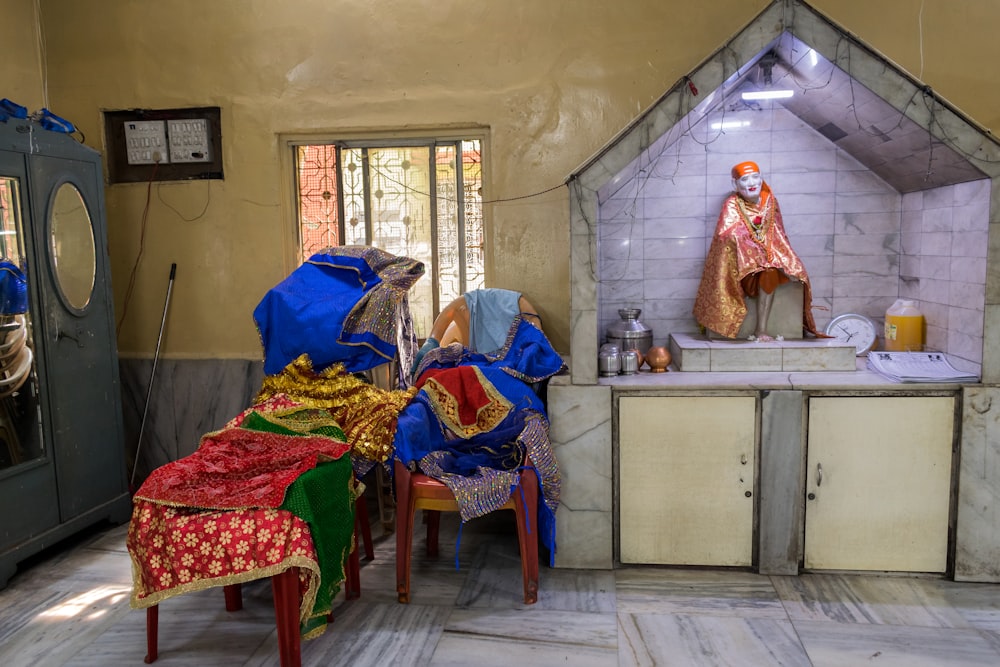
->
[118,357,265,485]
[547,376,614,569]
[956,385,1000,582]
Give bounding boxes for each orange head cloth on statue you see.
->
[731,161,759,178]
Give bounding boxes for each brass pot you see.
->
[644,345,671,373]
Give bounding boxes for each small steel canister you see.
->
[619,349,640,375]
[598,343,621,376]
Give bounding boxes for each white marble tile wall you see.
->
[901,180,990,366]
[956,386,1000,582]
[596,100,989,370]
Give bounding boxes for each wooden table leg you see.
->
[223,583,243,611]
[271,567,301,667]
[345,537,361,600]
[143,605,159,663]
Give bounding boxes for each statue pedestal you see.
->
[708,281,805,341]
[669,332,857,372]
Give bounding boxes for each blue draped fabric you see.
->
[418,315,565,385]
[464,288,521,353]
[253,247,423,375]
[393,317,565,564]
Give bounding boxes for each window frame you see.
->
[278,127,492,328]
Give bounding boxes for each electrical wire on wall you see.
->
[32,0,47,111]
[156,179,212,221]
[116,161,159,338]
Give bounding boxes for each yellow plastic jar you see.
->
[884,299,924,352]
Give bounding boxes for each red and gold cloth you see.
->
[127,500,322,626]
[128,409,357,638]
[133,426,350,510]
[254,355,417,464]
[417,365,513,438]
[693,183,822,339]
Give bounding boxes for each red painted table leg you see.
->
[223,583,243,611]
[345,536,361,600]
[143,605,159,663]
[271,567,301,667]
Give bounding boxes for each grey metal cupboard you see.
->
[0,115,131,588]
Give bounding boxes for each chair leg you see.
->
[223,583,243,611]
[344,531,361,600]
[143,605,159,664]
[375,464,396,533]
[271,567,302,667]
[514,468,540,605]
[394,460,414,603]
[425,510,441,557]
[355,489,375,561]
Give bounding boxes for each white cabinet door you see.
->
[805,396,954,572]
[619,396,756,566]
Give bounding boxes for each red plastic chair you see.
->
[394,456,540,604]
[396,290,549,605]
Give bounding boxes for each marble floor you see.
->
[2,504,1000,667]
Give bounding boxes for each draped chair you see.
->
[395,290,552,605]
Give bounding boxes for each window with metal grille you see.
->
[293,138,485,339]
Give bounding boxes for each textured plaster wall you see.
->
[29,0,1000,360]
[2,0,45,111]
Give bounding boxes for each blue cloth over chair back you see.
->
[253,247,423,375]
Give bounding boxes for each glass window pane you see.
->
[293,136,485,339]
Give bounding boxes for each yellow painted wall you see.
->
[2,0,45,111]
[31,0,1000,359]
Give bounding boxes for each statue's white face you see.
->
[735,171,762,203]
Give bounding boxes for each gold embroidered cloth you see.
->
[254,355,417,463]
[693,184,821,338]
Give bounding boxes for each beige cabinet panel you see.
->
[805,396,954,572]
[619,396,755,566]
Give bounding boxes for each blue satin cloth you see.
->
[0,261,27,315]
[393,317,565,565]
[464,288,521,353]
[253,247,423,375]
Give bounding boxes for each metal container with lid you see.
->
[619,348,640,375]
[606,308,653,354]
[598,343,621,376]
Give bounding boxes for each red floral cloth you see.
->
[127,499,321,625]
[128,412,355,637]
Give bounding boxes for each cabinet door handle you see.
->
[816,462,823,487]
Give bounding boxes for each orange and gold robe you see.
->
[693,183,821,339]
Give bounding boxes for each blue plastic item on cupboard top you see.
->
[0,99,28,122]
[33,108,75,134]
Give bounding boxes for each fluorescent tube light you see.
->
[741,90,794,100]
[711,120,751,130]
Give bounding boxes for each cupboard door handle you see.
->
[816,462,823,487]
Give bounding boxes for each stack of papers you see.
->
[866,351,979,383]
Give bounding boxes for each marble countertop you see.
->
[552,357,978,392]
